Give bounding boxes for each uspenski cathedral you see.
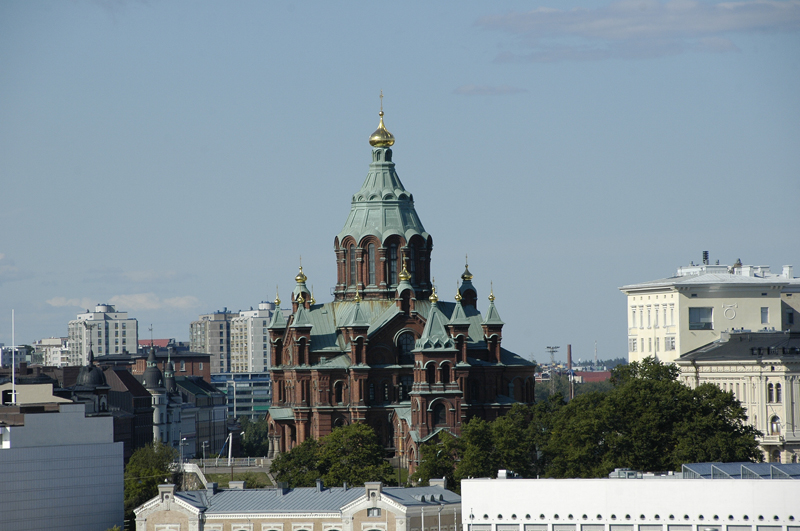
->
[265,106,536,472]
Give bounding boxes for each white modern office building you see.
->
[620,256,799,364]
[461,465,800,531]
[68,304,139,364]
[32,337,70,367]
[0,384,124,531]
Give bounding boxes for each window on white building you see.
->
[631,308,636,328]
[655,337,660,352]
[628,338,637,352]
[647,306,651,328]
[761,307,769,324]
[770,416,781,435]
[689,308,713,330]
[768,383,774,403]
[368,508,382,517]
[665,337,675,351]
[776,383,782,403]
[648,338,652,352]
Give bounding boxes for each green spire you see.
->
[415,301,456,351]
[482,285,505,326]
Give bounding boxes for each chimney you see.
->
[429,477,447,489]
[277,481,289,496]
[702,251,709,265]
[229,481,245,490]
[783,265,794,279]
[316,478,324,492]
[206,482,218,495]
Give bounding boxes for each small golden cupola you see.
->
[369,93,395,147]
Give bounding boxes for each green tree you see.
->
[318,423,393,487]
[124,441,178,523]
[492,403,537,477]
[240,416,270,457]
[270,423,393,488]
[271,438,321,487]
[454,418,495,481]
[411,431,460,490]
[543,357,762,478]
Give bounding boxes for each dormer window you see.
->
[368,508,381,517]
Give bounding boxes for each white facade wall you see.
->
[461,477,800,531]
[68,304,138,363]
[230,302,276,373]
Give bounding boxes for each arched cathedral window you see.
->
[389,243,398,285]
[368,243,376,285]
[349,245,356,286]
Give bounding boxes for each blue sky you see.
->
[1,0,798,363]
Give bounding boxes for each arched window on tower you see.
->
[432,403,446,426]
[389,243,398,285]
[397,332,415,364]
[768,383,775,403]
[776,383,782,403]
[426,363,436,386]
[349,245,356,286]
[409,245,416,281]
[441,363,451,385]
[368,244,376,285]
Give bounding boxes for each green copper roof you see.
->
[343,300,370,328]
[336,146,430,246]
[268,307,287,330]
[291,305,313,328]
[448,300,470,326]
[414,302,456,351]
[482,300,505,326]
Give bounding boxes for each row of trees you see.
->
[413,358,762,490]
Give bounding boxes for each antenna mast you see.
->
[546,345,560,396]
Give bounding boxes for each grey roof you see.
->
[682,462,800,480]
[677,331,800,362]
[343,300,370,328]
[268,306,287,330]
[448,301,470,326]
[174,485,459,515]
[621,272,789,291]
[291,305,313,328]
[336,143,430,247]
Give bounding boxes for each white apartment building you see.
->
[32,337,70,367]
[0,385,124,531]
[190,309,234,374]
[461,466,800,531]
[68,304,138,364]
[192,304,289,374]
[620,257,798,364]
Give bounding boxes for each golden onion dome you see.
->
[295,266,307,283]
[310,286,316,305]
[297,293,305,304]
[274,286,281,307]
[455,282,462,302]
[398,262,411,282]
[488,282,496,303]
[369,111,395,147]
[429,285,439,304]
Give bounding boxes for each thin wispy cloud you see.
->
[454,85,528,95]
[47,293,200,311]
[478,0,800,62]
[0,254,31,285]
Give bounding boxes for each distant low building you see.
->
[134,480,460,531]
[211,371,272,420]
[0,385,124,531]
[676,330,800,463]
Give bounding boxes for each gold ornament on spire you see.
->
[488,281,496,302]
[295,265,307,283]
[310,285,316,305]
[455,281,462,302]
[354,286,362,303]
[429,277,438,303]
[398,260,411,281]
[369,91,395,147]
[274,286,281,307]
[297,293,305,304]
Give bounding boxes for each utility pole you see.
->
[546,346,559,396]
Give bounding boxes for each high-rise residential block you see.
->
[68,304,138,364]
